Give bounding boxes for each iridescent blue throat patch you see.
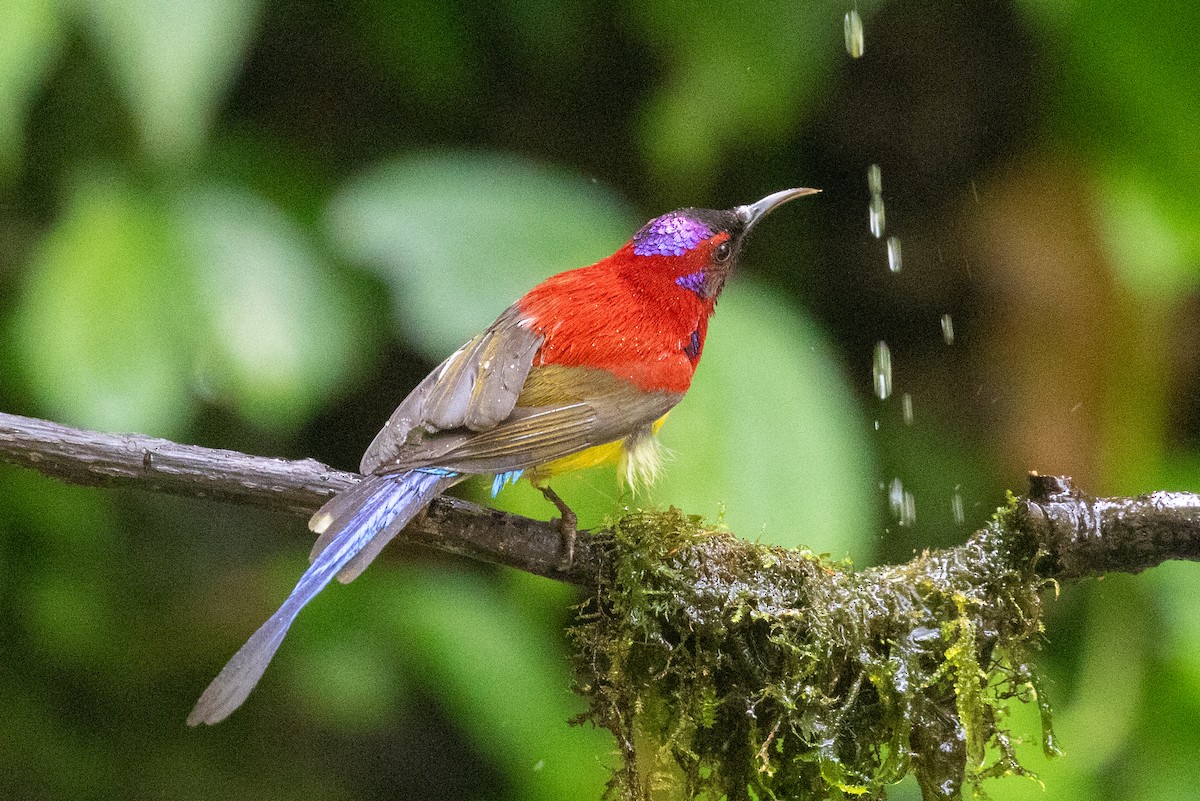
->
[633,213,713,257]
[675,271,706,294]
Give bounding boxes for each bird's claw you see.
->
[537,484,577,571]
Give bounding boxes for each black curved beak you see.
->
[735,187,821,233]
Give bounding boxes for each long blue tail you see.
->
[188,469,457,726]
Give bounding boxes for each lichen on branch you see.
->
[571,504,1056,801]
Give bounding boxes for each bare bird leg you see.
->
[537,484,578,569]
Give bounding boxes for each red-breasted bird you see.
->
[188,187,818,725]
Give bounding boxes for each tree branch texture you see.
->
[0,411,599,583]
[2,411,1200,586]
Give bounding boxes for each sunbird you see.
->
[188,187,818,725]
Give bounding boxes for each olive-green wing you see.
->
[379,363,684,475]
[360,304,543,474]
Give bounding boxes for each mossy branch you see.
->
[4,412,1200,799]
[572,476,1200,801]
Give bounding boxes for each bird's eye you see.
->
[713,241,732,262]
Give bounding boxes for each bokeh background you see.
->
[2,0,1199,798]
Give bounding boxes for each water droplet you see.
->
[869,194,885,238]
[886,235,902,273]
[940,313,954,345]
[872,340,892,400]
[902,392,913,424]
[867,164,882,196]
[844,9,865,58]
[889,478,916,527]
[951,487,965,525]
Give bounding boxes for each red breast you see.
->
[517,246,716,395]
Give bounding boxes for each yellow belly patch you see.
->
[526,415,668,488]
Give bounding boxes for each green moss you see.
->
[570,507,1051,801]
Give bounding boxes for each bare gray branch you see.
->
[0,411,597,583]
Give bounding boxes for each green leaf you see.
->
[654,281,876,555]
[179,183,362,430]
[10,176,359,436]
[11,175,198,435]
[0,0,62,179]
[326,151,636,357]
[78,0,261,164]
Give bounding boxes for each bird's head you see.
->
[625,187,820,300]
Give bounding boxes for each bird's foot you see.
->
[537,484,577,571]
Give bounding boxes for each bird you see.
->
[187,187,819,726]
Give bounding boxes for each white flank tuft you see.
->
[619,427,667,492]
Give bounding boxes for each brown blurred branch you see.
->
[1,411,1199,585]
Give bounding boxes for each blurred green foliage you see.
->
[82,0,262,165]
[13,176,198,434]
[1020,0,1200,294]
[327,152,636,357]
[634,0,868,192]
[1,1,1199,800]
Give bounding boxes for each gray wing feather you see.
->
[359,306,682,479]
[387,382,683,475]
[360,305,542,474]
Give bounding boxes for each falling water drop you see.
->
[951,487,965,525]
[869,194,886,238]
[844,9,865,58]
[867,164,885,238]
[868,164,882,196]
[889,478,917,527]
[872,340,892,400]
[902,392,913,425]
[886,236,902,273]
[940,313,955,345]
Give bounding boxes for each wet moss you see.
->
[570,503,1051,801]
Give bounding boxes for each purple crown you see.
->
[632,213,713,257]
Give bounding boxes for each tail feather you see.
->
[187,470,456,726]
[332,470,459,584]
